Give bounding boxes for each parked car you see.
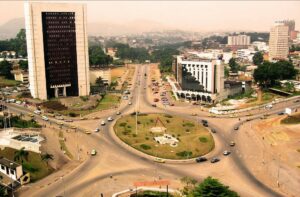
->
[211,129,217,133]
[195,157,207,163]
[42,116,49,121]
[223,150,231,156]
[211,157,220,163]
[230,141,235,146]
[34,110,41,115]
[94,128,99,132]
[128,101,132,105]
[234,126,239,130]
[154,158,165,163]
[152,104,157,107]
[85,130,92,134]
[277,112,285,115]
[153,98,159,102]
[65,119,73,122]
[116,111,121,115]
[201,120,208,124]
[100,120,106,126]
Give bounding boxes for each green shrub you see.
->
[119,122,127,127]
[184,122,195,127]
[137,121,141,124]
[176,151,192,158]
[140,144,151,150]
[164,114,173,118]
[132,134,137,137]
[68,112,78,117]
[199,137,208,143]
[166,119,170,123]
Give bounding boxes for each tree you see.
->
[41,153,54,166]
[0,60,13,79]
[284,82,295,92]
[95,76,105,87]
[181,176,198,195]
[252,52,263,65]
[19,60,28,70]
[14,147,29,163]
[228,58,239,73]
[193,177,239,197]
[89,45,113,66]
[253,60,298,88]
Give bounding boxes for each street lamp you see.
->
[61,176,65,196]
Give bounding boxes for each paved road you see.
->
[10,64,300,197]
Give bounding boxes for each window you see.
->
[1,165,4,170]
[10,169,14,175]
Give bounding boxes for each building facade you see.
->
[269,22,289,61]
[173,54,224,103]
[227,35,250,46]
[25,2,90,100]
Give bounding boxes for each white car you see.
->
[34,110,41,115]
[128,101,132,105]
[42,116,49,121]
[94,128,100,132]
[16,101,22,105]
[100,120,106,126]
[107,117,113,121]
[91,149,97,156]
[116,111,121,115]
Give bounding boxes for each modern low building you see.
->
[172,54,224,103]
[24,2,90,100]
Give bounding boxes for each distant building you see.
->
[106,48,117,59]
[24,2,90,100]
[290,30,299,40]
[251,41,269,51]
[280,19,295,40]
[269,22,289,61]
[236,49,256,62]
[227,35,250,47]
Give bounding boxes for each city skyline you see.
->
[0,1,299,34]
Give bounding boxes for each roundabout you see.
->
[114,113,215,160]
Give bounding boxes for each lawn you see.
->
[95,94,120,111]
[111,66,127,82]
[0,77,20,87]
[281,113,300,124]
[114,113,214,160]
[0,147,53,182]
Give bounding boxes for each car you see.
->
[211,129,217,133]
[151,104,157,107]
[123,96,129,100]
[29,114,35,118]
[154,158,165,163]
[265,104,273,109]
[128,101,132,105]
[210,157,220,163]
[277,112,285,115]
[153,98,159,102]
[201,120,208,124]
[116,111,121,115]
[100,120,106,126]
[294,99,300,103]
[234,126,239,130]
[203,123,208,127]
[65,119,73,122]
[9,99,16,103]
[85,130,92,134]
[34,110,41,115]
[71,126,77,129]
[56,116,64,120]
[91,149,97,156]
[192,113,197,116]
[42,116,49,121]
[107,117,113,121]
[94,128,100,132]
[170,103,175,106]
[229,141,235,146]
[195,157,207,163]
[80,117,87,120]
[16,100,22,105]
[223,150,231,156]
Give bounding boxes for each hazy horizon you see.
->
[0,1,299,33]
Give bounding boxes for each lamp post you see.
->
[61,176,65,196]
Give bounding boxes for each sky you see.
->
[0,1,299,32]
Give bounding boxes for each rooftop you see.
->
[0,157,20,170]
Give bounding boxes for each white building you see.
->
[236,49,256,62]
[228,35,251,46]
[24,2,90,100]
[173,54,224,102]
[252,41,269,52]
[269,22,289,61]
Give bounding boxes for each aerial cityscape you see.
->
[0,1,300,197]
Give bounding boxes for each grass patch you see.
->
[131,190,174,197]
[0,147,53,182]
[199,137,208,143]
[281,114,300,124]
[0,116,41,128]
[0,76,20,87]
[58,131,73,159]
[114,113,214,160]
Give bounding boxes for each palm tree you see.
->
[14,147,29,163]
[41,153,54,167]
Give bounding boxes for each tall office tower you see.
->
[227,35,250,46]
[282,19,295,39]
[24,2,90,100]
[269,22,289,61]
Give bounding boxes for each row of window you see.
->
[182,64,209,68]
[0,165,15,175]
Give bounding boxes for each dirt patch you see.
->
[59,95,101,110]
